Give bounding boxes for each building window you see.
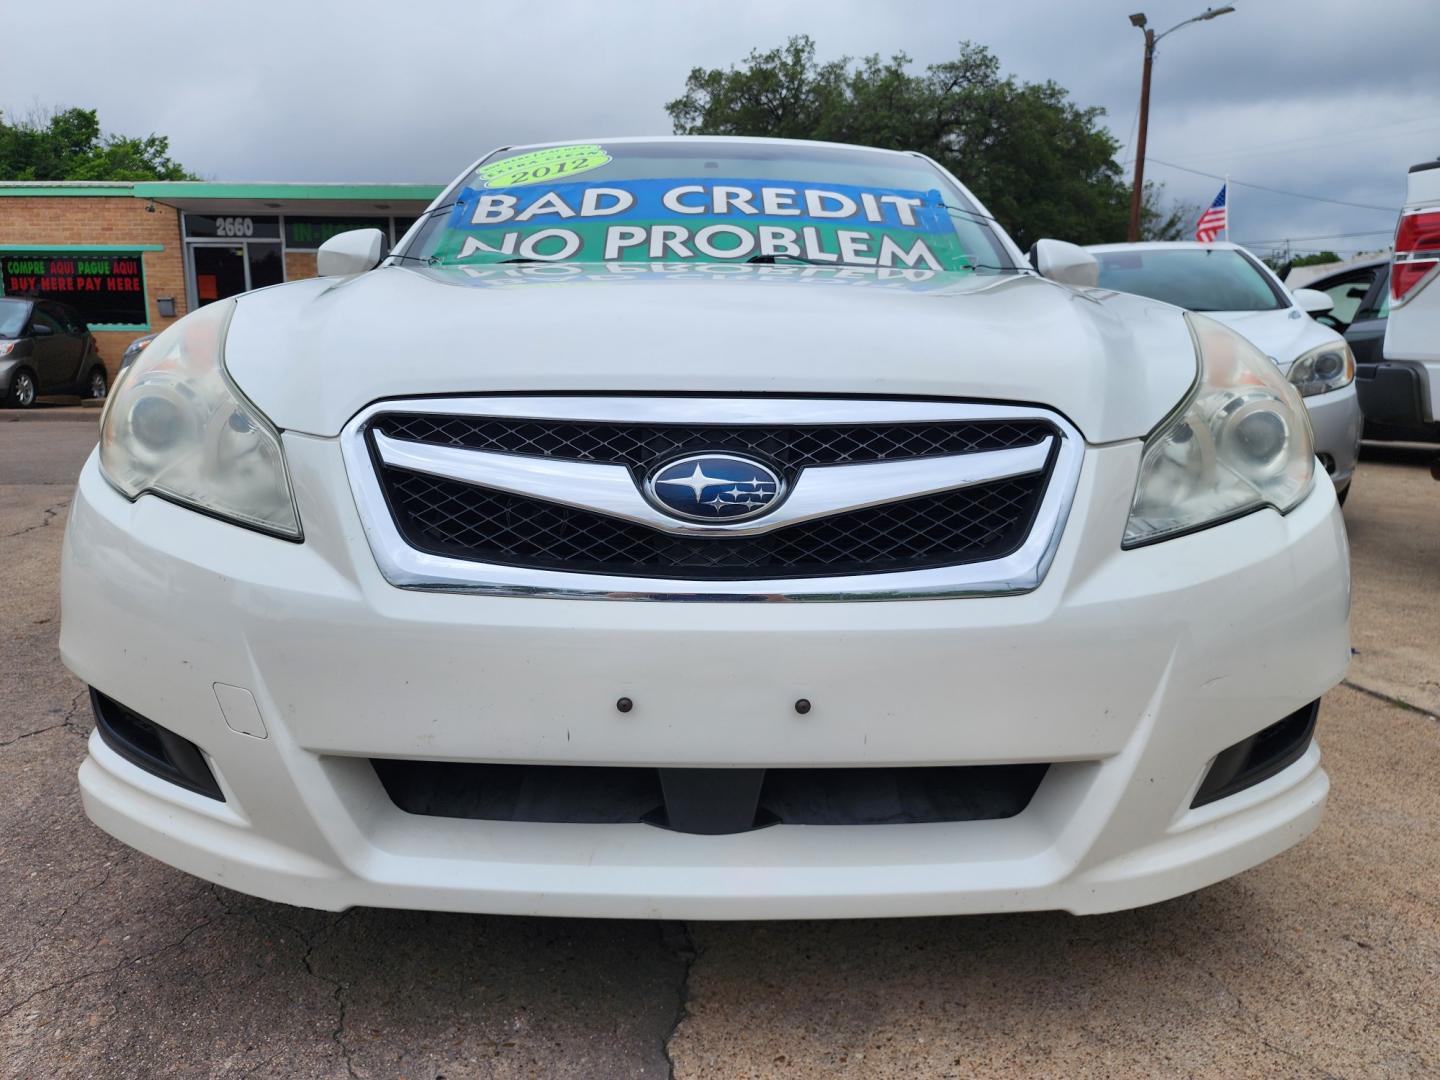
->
[0,251,149,329]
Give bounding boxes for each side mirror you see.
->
[1291,287,1335,316]
[317,228,385,277]
[31,321,53,336]
[1028,239,1100,288]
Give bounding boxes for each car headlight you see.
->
[99,299,301,539]
[1287,341,1355,397]
[1125,313,1315,547]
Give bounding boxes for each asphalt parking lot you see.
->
[2,415,1436,1079]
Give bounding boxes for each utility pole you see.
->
[1126,7,1235,242]
[1127,22,1156,242]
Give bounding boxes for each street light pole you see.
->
[1125,6,1235,242]
[1127,24,1156,243]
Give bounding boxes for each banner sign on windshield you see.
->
[436,177,973,270]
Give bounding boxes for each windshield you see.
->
[1094,249,1286,312]
[400,140,1013,273]
[0,298,32,338]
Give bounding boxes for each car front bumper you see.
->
[1304,382,1363,490]
[61,435,1351,919]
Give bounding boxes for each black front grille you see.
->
[381,465,1046,579]
[373,411,1055,471]
[369,408,1058,580]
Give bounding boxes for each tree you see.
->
[667,36,1167,250]
[0,107,195,181]
[1262,249,1342,277]
[1289,251,1342,268]
[1140,183,1202,242]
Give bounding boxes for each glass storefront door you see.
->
[247,243,283,291]
[191,245,245,307]
[181,210,408,310]
[188,241,283,308]
[184,213,284,309]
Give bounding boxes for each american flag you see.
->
[1195,183,1228,243]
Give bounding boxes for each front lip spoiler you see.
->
[337,395,1086,602]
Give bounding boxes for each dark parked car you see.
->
[118,331,157,376]
[1301,258,1439,442]
[0,297,108,408]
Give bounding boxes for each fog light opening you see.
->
[1191,700,1319,808]
[90,688,224,800]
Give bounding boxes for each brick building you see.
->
[0,181,441,381]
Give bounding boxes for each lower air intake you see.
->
[371,760,1049,835]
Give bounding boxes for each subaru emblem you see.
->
[645,453,784,523]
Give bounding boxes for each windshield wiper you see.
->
[938,202,1001,224]
[746,254,830,266]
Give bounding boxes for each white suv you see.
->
[1383,159,1440,443]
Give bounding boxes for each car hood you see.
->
[224,264,1199,441]
[1203,307,1344,371]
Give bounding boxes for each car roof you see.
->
[1085,240,1247,254]
[492,134,923,159]
[1300,257,1390,279]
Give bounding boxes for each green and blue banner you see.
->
[435,175,974,270]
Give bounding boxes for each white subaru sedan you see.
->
[61,137,1350,919]
[1088,241,1364,503]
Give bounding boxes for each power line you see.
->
[1116,97,1141,172]
[1158,116,1440,165]
[1176,124,1440,165]
[1146,156,1398,212]
[1234,228,1394,245]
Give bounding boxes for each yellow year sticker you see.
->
[476,145,611,189]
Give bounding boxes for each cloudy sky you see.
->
[8,0,1438,257]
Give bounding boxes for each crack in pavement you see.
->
[231,893,360,1079]
[0,687,90,749]
[0,910,220,1026]
[0,722,69,748]
[300,912,361,1079]
[302,916,362,1080]
[1341,678,1438,721]
[0,499,69,540]
[1166,932,1349,1080]
[60,684,92,739]
[659,920,698,1080]
[0,853,130,985]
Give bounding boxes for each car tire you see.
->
[83,365,108,400]
[4,367,38,409]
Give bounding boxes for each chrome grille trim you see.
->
[340,396,1085,601]
[372,430,1054,538]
